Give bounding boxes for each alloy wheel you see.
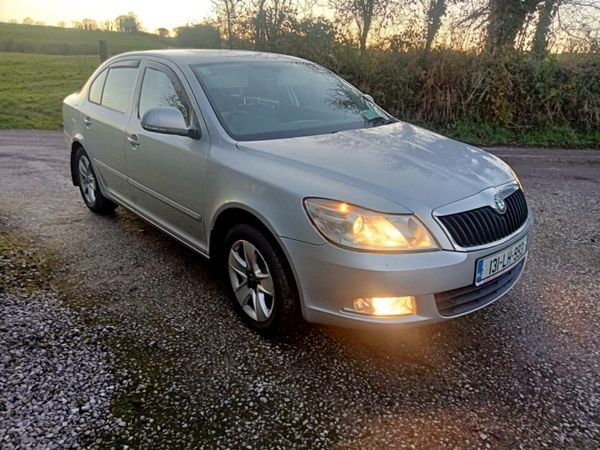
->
[78,155,97,205]
[228,240,275,322]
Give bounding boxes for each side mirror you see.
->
[363,93,375,103]
[141,107,200,139]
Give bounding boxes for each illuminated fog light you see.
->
[348,296,416,316]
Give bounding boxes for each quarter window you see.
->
[101,67,138,113]
[88,69,107,104]
[139,67,189,124]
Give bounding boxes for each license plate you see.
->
[475,236,528,286]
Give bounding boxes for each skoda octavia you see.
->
[63,50,532,332]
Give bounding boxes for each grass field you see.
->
[0,53,98,129]
[0,22,170,55]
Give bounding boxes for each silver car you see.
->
[63,50,532,333]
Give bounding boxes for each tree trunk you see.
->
[223,0,237,49]
[486,0,540,52]
[424,0,446,52]
[359,0,374,55]
[254,0,267,50]
[532,0,559,55]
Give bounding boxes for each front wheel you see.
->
[224,224,299,334]
[75,147,117,214]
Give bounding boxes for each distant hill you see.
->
[0,22,172,56]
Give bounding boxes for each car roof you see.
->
[114,49,305,66]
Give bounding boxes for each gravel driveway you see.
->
[0,130,599,449]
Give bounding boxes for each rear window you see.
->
[101,67,138,113]
[88,69,107,104]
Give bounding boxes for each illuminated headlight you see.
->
[346,296,416,316]
[303,198,437,252]
[511,168,524,191]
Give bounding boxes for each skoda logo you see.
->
[493,194,507,214]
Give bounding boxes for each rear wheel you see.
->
[75,147,117,214]
[224,224,299,334]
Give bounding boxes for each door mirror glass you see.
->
[141,107,200,139]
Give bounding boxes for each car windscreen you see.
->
[191,60,395,141]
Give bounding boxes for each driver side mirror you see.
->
[363,93,375,103]
[141,107,200,139]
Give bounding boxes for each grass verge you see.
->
[443,121,600,148]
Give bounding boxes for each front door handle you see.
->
[127,133,139,148]
[83,116,92,129]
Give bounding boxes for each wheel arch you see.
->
[209,204,282,261]
[208,204,304,312]
[70,140,84,186]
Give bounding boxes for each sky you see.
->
[0,0,214,32]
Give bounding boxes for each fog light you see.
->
[348,296,416,316]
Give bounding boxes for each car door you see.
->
[125,60,209,250]
[81,60,140,201]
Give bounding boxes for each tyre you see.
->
[224,224,299,334]
[75,147,118,214]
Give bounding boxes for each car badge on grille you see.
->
[493,194,507,214]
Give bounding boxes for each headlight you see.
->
[303,198,437,252]
[511,168,523,191]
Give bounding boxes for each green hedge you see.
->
[306,49,599,146]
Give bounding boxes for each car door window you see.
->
[88,69,107,104]
[101,67,138,113]
[139,67,190,124]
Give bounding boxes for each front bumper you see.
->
[282,217,533,328]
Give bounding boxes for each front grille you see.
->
[435,260,524,316]
[438,189,528,248]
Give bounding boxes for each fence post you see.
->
[99,40,108,62]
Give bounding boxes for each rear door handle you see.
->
[83,116,92,129]
[127,133,140,148]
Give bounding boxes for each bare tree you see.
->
[552,0,600,52]
[251,0,297,49]
[212,0,245,48]
[530,0,600,54]
[422,0,447,51]
[57,21,66,28]
[486,0,542,51]
[22,17,34,25]
[329,0,398,54]
[485,0,599,53]
[101,20,115,32]
[531,0,561,54]
[80,18,99,30]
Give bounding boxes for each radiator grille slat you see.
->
[438,189,528,248]
[435,260,525,316]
